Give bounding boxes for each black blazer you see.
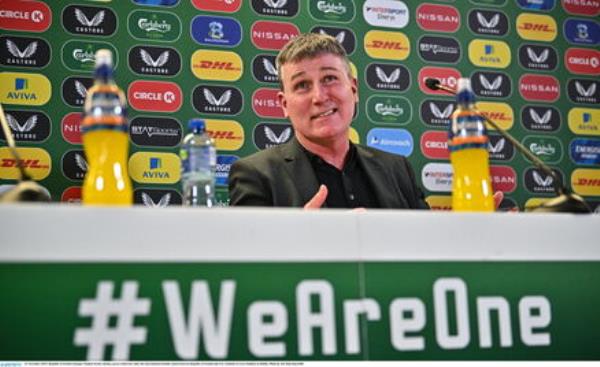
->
[228,137,429,209]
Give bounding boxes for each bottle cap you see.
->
[188,118,206,132]
[456,77,471,92]
[95,49,113,68]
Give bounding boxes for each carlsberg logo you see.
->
[317,1,347,14]
[138,18,172,33]
[73,49,95,63]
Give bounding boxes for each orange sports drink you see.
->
[81,50,132,205]
[448,78,494,212]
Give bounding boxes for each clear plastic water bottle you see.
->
[180,119,216,207]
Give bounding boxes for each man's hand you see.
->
[304,184,328,209]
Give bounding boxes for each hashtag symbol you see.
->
[74,281,151,360]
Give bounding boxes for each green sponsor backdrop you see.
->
[1,262,599,360]
[0,0,599,208]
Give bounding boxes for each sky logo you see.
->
[516,0,555,10]
[15,78,28,90]
[191,16,242,47]
[366,128,413,156]
[149,157,161,169]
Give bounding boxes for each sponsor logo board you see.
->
[366,128,413,156]
[0,72,51,106]
[61,186,81,203]
[471,71,511,98]
[363,0,409,29]
[568,78,600,104]
[519,74,560,102]
[62,40,117,72]
[134,188,182,207]
[252,54,279,84]
[193,84,243,116]
[62,76,93,107]
[517,0,556,10]
[421,99,455,127]
[206,119,244,151]
[252,88,285,118]
[366,95,412,125]
[562,0,600,16]
[518,44,558,71]
[128,10,181,42]
[191,49,243,81]
[490,165,517,193]
[0,35,51,68]
[416,4,460,33]
[488,134,515,161]
[0,0,51,32]
[417,36,461,64]
[309,0,355,22]
[311,26,356,55]
[468,9,509,36]
[477,102,514,130]
[216,155,239,186]
[128,80,182,112]
[468,39,511,68]
[129,152,181,184]
[570,138,600,165]
[364,30,410,60]
[0,109,50,143]
[251,21,300,50]
[251,0,299,17]
[191,15,242,47]
[253,122,294,150]
[523,135,564,164]
[418,66,461,95]
[516,13,558,41]
[191,0,242,12]
[61,112,83,144]
[129,117,182,147]
[420,130,449,160]
[524,167,563,194]
[571,168,600,196]
[568,107,600,135]
[564,18,600,46]
[61,149,87,181]
[421,162,453,192]
[565,48,600,75]
[521,105,561,132]
[0,147,51,180]
[365,63,410,92]
[62,5,117,36]
[425,195,452,210]
[129,45,181,76]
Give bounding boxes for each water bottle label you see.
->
[181,146,214,178]
[449,113,488,151]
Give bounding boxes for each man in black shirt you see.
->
[228,33,428,209]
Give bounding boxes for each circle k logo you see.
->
[519,74,560,102]
[416,4,460,33]
[128,80,182,112]
[252,88,285,119]
[565,48,600,75]
[251,21,300,50]
[418,66,461,95]
[0,0,51,32]
[420,130,449,160]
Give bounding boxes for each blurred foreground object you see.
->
[81,49,132,206]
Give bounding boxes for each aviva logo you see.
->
[0,72,51,106]
[571,168,600,196]
[0,147,51,180]
[128,152,180,184]
[568,108,600,136]
[476,102,514,130]
[468,40,511,68]
[516,13,557,42]
[205,119,244,151]
[364,30,410,61]
[191,50,243,81]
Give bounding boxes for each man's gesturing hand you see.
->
[304,184,328,209]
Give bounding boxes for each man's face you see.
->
[278,53,358,146]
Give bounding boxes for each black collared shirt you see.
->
[303,144,379,208]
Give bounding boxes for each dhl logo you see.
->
[0,147,51,180]
[516,13,557,42]
[425,195,452,211]
[191,50,243,81]
[476,102,514,130]
[364,30,410,61]
[571,168,600,196]
[205,119,244,151]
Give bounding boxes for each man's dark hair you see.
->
[276,33,352,90]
